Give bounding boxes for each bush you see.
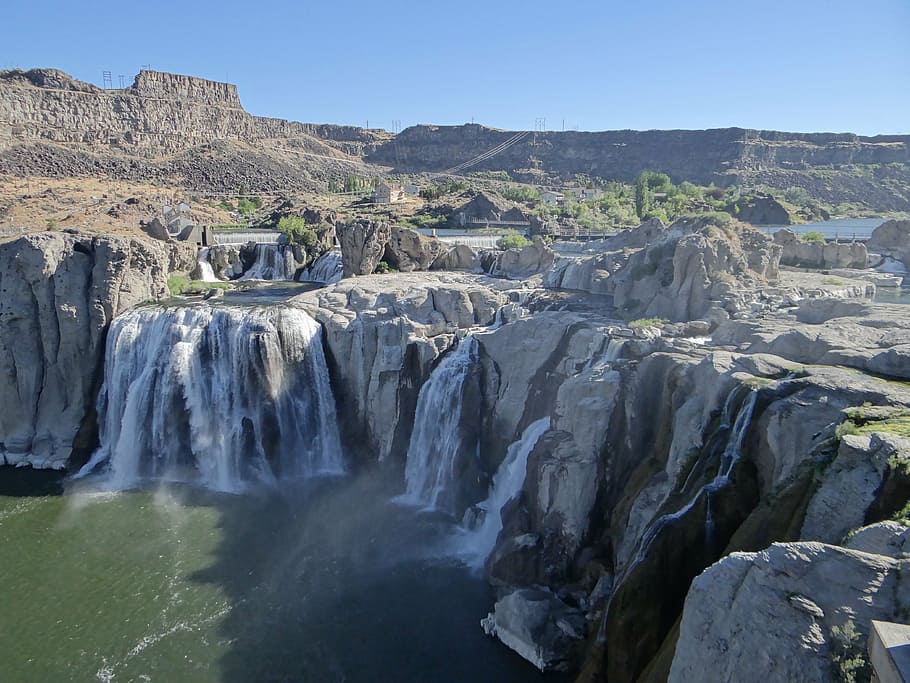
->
[167,275,231,296]
[236,196,261,216]
[496,234,531,250]
[373,261,397,274]
[501,186,539,202]
[277,216,319,250]
[785,186,812,207]
[802,231,826,244]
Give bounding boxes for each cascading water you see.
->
[456,417,550,567]
[299,250,343,285]
[632,386,757,565]
[78,304,345,492]
[240,244,296,281]
[399,337,478,514]
[196,247,218,283]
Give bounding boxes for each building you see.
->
[579,188,602,201]
[540,190,565,206]
[374,182,405,204]
[404,184,420,197]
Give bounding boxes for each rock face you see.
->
[669,538,910,683]
[451,191,528,227]
[480,588,585,671]
[0,232,193,468]
[491,237,556,280]
[733,194,791,225]
[293,273,508,464]
[383,227,446,272]
[606,217,781,321]
[773,228,867,269]
[338,219,391,277]
[867,219,910,272]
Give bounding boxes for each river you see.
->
[0,470,565,682]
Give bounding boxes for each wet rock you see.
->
[481,588,585,672]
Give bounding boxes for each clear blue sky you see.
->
[2,0,908,135]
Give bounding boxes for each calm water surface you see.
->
[0,471,563,682]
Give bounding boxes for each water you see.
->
[79,304,344,492]
[400,338,478,515]
[240,244,296,281]
[631,388,757,567]
[457,418,550,567]
[299,250,343,284]
[761,217,885,239]
[197,247,219,282]
[0,473,561,683]
[873,286,910,306]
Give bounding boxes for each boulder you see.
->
[383,227,446,272]
[669,540,910,683]
[867,219,910,271]
[430,244,482,272]
[493,237,555,279]
[481,588,585,672]
[338,218,391,277]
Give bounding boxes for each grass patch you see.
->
[629,317,669,329]
[823,277,847,286]
[167,275,231,296]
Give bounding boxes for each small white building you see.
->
[374,182,405,204]
[540,191,565,206]
[404,184,420,197]
[579,188,602,201]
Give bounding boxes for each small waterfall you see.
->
[457,417,550,567]
[196,247,218,283]
[604,338,625,363]
[78,304,344,492]
[299,250,343,285]
[399,337,478,514]
[631,387,757,566]
[240,244,295,281]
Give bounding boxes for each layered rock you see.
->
[293,273,508,463]
[773,228,867,269]
[669,536,910,683]
[867,219,910,273]
[0,232,193,468]
[338,219,391,277]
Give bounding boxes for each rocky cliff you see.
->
[0,68,389,191]
[366,124,910,210]
[0,232,193,468]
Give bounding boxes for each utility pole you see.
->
[102,71,112,89]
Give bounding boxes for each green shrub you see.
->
[373,261,397,274]
[277,216,319,250]
[501,186,540,202]
[629,317,668,328]
[167,275,231,296]
[802,231,826,244]
[496,234,531,250]
[829,620,871,683]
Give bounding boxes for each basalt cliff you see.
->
[2,68,909,211]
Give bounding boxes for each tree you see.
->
[277,216,319,250]
[496,234,531,250]
[635,173,653,219]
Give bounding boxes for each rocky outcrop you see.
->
[0,232,193,468]
[669,537,910,683]
[382,227,446,272]
[867,219,910,273]
[338,219,391,277]
[293,273,508,464]
[733,194,791,225]
[773,228,867,269]
[490,237,556,280]
[606,217,781,321]
[451,191,528,227]
[713,297,910,380]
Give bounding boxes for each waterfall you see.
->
[240,244,295,281]
[631,387,757,566]
[299,250,343,285]
[399,337,478,514]
[604,338,625,363]
[78,304,345,492]
[196,248,218,283]
[457,417,550,567]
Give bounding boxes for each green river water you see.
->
[0,471,560,682]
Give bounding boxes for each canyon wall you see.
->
[0,232,193,468]
[367,123,910,185]
[0,68,382,156]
